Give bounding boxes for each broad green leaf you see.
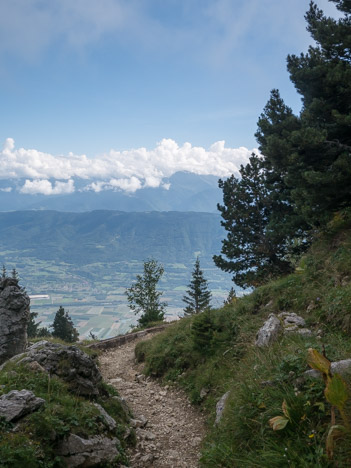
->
[269,416,289,431]
[307,348,331,375]
[325,374,349,410]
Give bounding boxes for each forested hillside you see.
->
[0,210,224,264]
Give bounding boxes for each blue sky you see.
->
[0,0,340,194]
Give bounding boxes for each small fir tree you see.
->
[51,306,79,342]
[224,287,237,305]
[183,258,211,316]
[126,259,167,327]
[27,311,40,338]
[1,265,6,279]
[191,309,215,354]
[27,311,52,338]
[11,268,19,281]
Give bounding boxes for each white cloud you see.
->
[2,138,254,195]
[0,187,12,192]
[20,179,75,195]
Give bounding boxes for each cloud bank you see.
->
[1,138,253,195]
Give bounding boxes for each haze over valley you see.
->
[0,209,234,338]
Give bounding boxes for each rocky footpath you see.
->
[99,333,206,467]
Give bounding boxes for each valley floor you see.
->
[99,333,205,467]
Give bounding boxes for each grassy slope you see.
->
[0,342,134,468]
[135,213,351,467]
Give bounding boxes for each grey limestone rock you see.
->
[93,403,116,431]
[278,312,306,333]
[304,358,351,380]
[255,314,282,347]
[0,389,45,422]
[3,341,102,396]
[214,391,230,426]
[0,278,30,365]
[57,433,120,467]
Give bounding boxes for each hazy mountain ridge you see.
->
[0,210,225,264]
[0,172,222,213]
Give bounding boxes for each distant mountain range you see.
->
[0,172,222,213]
[0,210,225,265]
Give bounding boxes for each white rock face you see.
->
[0,389,45,422]
[0,278,30,365]
[93,402,117,430]
[255,314,282,347]
[214,391,230,426]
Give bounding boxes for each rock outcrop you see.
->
[278,312,312,336]
[304,358,351,380]
[4,340,102,396]
[0,278,30,365]
[255,314,282,347]
[214,391,230,425]
[255,312,312,347]
[0,389,45,422]
[57,434,120,468]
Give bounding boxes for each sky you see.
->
[0,0,341,195]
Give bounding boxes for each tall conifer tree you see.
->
[183,258,211,315]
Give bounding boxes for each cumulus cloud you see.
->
[20,179,75,195]
[1,138,254,195]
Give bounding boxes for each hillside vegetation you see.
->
[0,340,134,467]
[0,210,224,264]
[135,212,351,467]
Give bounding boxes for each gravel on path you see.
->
[99,333,206,467]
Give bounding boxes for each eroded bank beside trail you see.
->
[99,334,206,467]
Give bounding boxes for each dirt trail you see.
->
[99,333,206,467]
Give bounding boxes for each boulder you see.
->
[93,403,116,431]
[57,434,120,468]
[278,312,306,331]
[304,358,351,380]
[4,341,102,396]
[214,391,230,426]
[0,278,30,365]
[255,314,282,347]
[0,389,45,422]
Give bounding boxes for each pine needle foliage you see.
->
[51,306,79,343]
[183,257,211,316]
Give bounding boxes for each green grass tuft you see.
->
[136,219,351,466]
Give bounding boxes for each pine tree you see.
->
[126,259,167,327]
[224,287,237,305]
[2,265,6,279]
[28,311,52,339]
[256,1,351,226]
[11,268,19,281]
[51,306,79,342]
[183,258,211,315]
[214,154,294,288]
[27,311,40,338]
